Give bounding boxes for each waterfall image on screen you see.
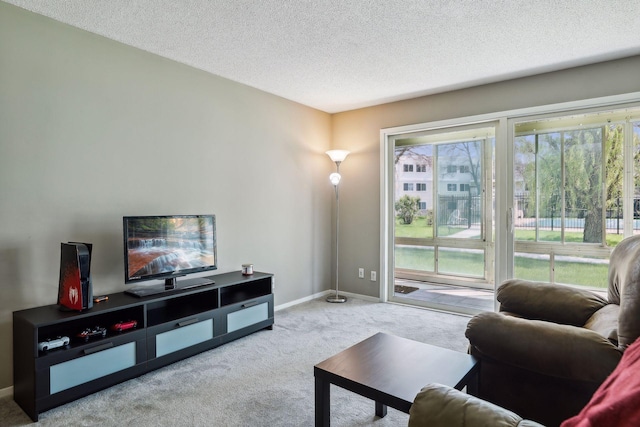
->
[126,216,215,281]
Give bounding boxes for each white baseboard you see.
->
[274,290,381,312]
[274,290,331,311]
[338,291,381,303]
[0,386,13,399]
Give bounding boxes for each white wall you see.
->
[0,3,332,389]
[331,56,640,299]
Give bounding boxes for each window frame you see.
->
[381,91,640,307]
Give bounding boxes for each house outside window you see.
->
[394,149,433,211]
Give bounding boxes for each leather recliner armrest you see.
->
[497,279,608,326]
[408,383,544,427]
[466,312,622,383]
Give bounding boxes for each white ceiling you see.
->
[5,0,640,113]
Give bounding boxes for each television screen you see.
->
[123,215,217,294]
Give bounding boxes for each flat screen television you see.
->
[123,215,217,297]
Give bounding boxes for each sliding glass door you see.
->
[390,124,495,311]
[383,104,640,314]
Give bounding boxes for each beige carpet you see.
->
[0,297,471,426]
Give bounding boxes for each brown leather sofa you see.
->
[462,235,640,426]
[408,383,544,427]
[408,332,640,426]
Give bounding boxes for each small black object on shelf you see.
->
[58,242,93,311]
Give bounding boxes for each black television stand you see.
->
[125,276,215,297]
[13,271,274,421]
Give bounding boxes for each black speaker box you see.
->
[58,242,93,311]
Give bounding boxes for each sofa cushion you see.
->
[409,383,532,427]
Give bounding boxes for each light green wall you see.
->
[0,3,332,389]
[331,55,640,299]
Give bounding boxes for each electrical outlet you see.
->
[370,271,377,281]
[358,268,364,279]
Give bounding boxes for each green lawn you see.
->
[515,230,623,247]
[395,216,432,238]
[395,246,609,288]
[395,246,483,278]
[394,216,618,288]
[396,216,624,247]
[394,216,464,238]
[514,255,608,288]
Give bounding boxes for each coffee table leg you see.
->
[315,376,330,427]
[375,401,387,418]
[467,369,479,395]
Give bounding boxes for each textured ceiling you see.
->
[4,0,640,113]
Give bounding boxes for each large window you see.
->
[513,109,640,290]
[383,96,640,315]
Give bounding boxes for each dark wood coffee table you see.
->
[314,332,478,426]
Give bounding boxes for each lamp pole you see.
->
[326,150,349,303]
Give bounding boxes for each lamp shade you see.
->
[326,150,350,163]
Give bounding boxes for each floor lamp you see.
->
[326,149,349,303]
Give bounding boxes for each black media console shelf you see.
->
[13,271,274,421]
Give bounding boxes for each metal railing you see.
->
[513,195,638,233]
[437,194,481,227]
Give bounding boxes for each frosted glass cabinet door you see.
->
[155,319,214,358]
[50,342,136,394]
[227,302,268,333]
